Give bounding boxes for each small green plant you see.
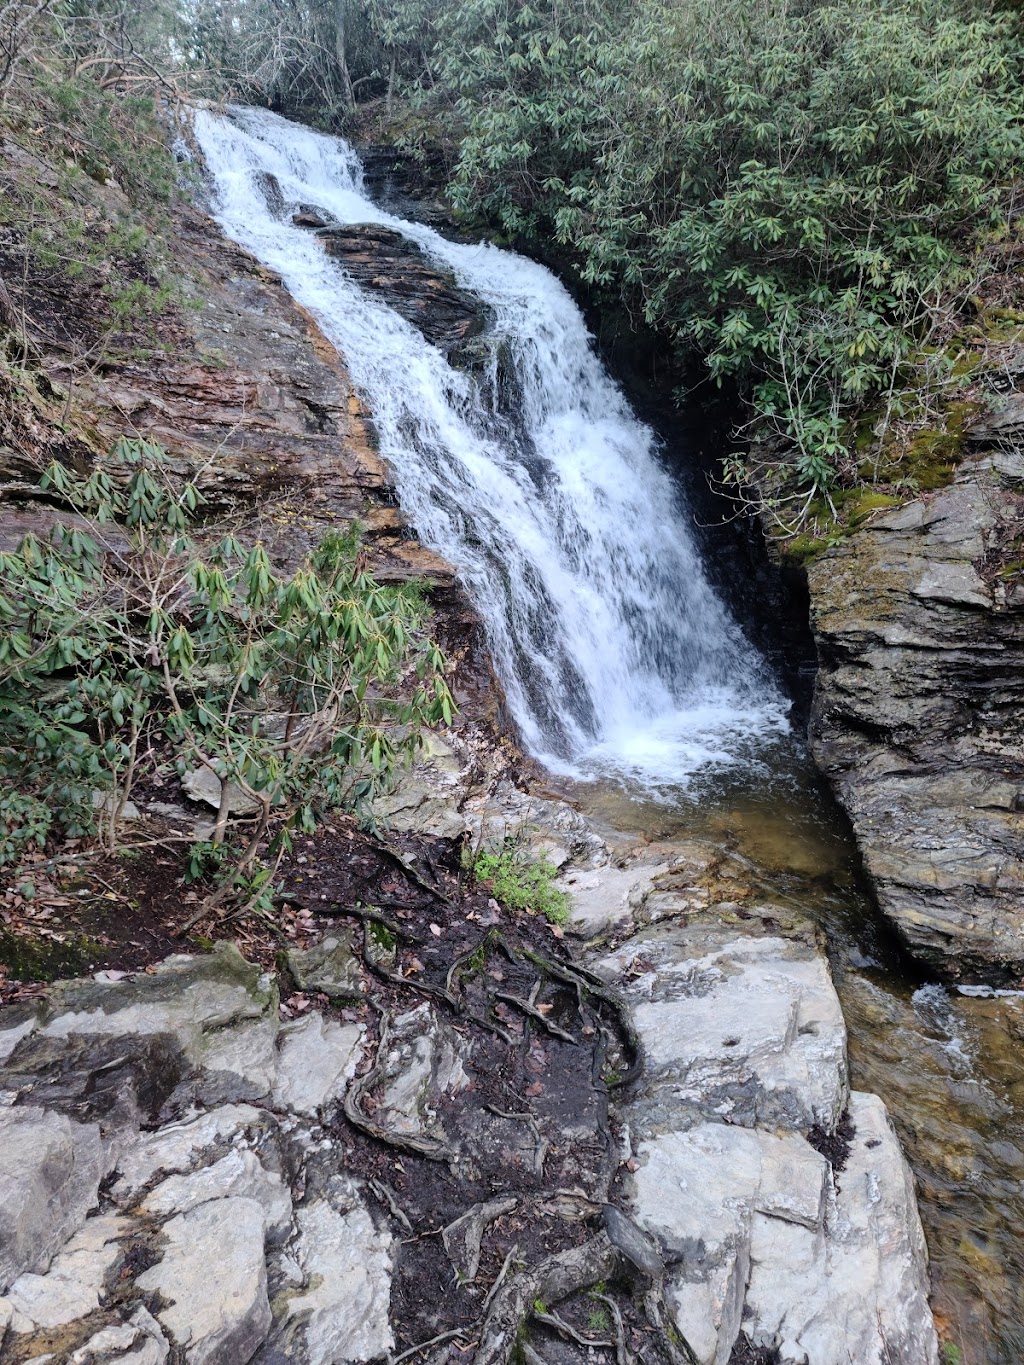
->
[941,1344,963,1365]
[586,1305,611,1334]
[469,840,570,926]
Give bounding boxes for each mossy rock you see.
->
[0,931,106,983]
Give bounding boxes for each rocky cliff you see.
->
[807,439,1024,979]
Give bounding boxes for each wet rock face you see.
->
[316,223,491,356]
[806,455,1024,976]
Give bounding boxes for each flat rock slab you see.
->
[594,924,848,1135]
[137,1195,272,1365]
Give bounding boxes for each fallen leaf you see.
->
[525,1081,544,1097]
[429,922,442,937]
[548,923,565,939]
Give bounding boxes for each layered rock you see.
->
[806,449,1024,976]
[563,840,938,1365]
[0,945,387,1365]
[316,223,490,356]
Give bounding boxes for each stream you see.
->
[192,106,1024,1364]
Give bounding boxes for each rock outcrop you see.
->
[0,945,388,1365]
[806,448,1024,976]
[0,781,939,1365]
[565,838,938,1365]
[317,223,490,356]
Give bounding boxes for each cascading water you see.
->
[191,106,789,795]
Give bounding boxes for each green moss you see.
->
[846,490,901,528]
[0,931,105,983]
[369,919,397,952]
[781,534,832,565]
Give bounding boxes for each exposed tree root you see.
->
[474,1232,622,1365]
[343,1011,453,1163]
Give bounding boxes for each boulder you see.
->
[137,1196,272,1365]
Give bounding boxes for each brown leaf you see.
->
[524,1081,544,1097]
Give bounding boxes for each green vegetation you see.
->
[468,841,570,925]
[0,440,453,921]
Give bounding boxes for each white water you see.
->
[192,106,789,795]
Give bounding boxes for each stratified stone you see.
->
[37,945,277,1069]
[137,1196,271,1365]
[318,223,489,355]
[633,1124,828,1364]
[142,1150,293,1245]
[0,1107,104,1291]
[70,1309,169,1363]
[371,782,468,840]
[806,471,1024,976]
[112,1104,267,1202]
[261,1183,392,1365]
[5,1213,129,1332]
[197,1018,279,1100]
[373,1003,471,1151]
[271,1014,364,1118]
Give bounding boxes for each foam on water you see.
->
[191,106,790,796]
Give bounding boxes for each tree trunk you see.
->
[334,0,355,109]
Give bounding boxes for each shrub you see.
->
[0,440,454,917]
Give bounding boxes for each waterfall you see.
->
[191,106,789,796]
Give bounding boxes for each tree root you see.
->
[494,989,576,1044]
[595,1293,631,1365]
[343,1011,453,1163]
[364,831,456,906]
[533,1305,613,1350]
[519,946,644,1087]
[474,1232,622,1365]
